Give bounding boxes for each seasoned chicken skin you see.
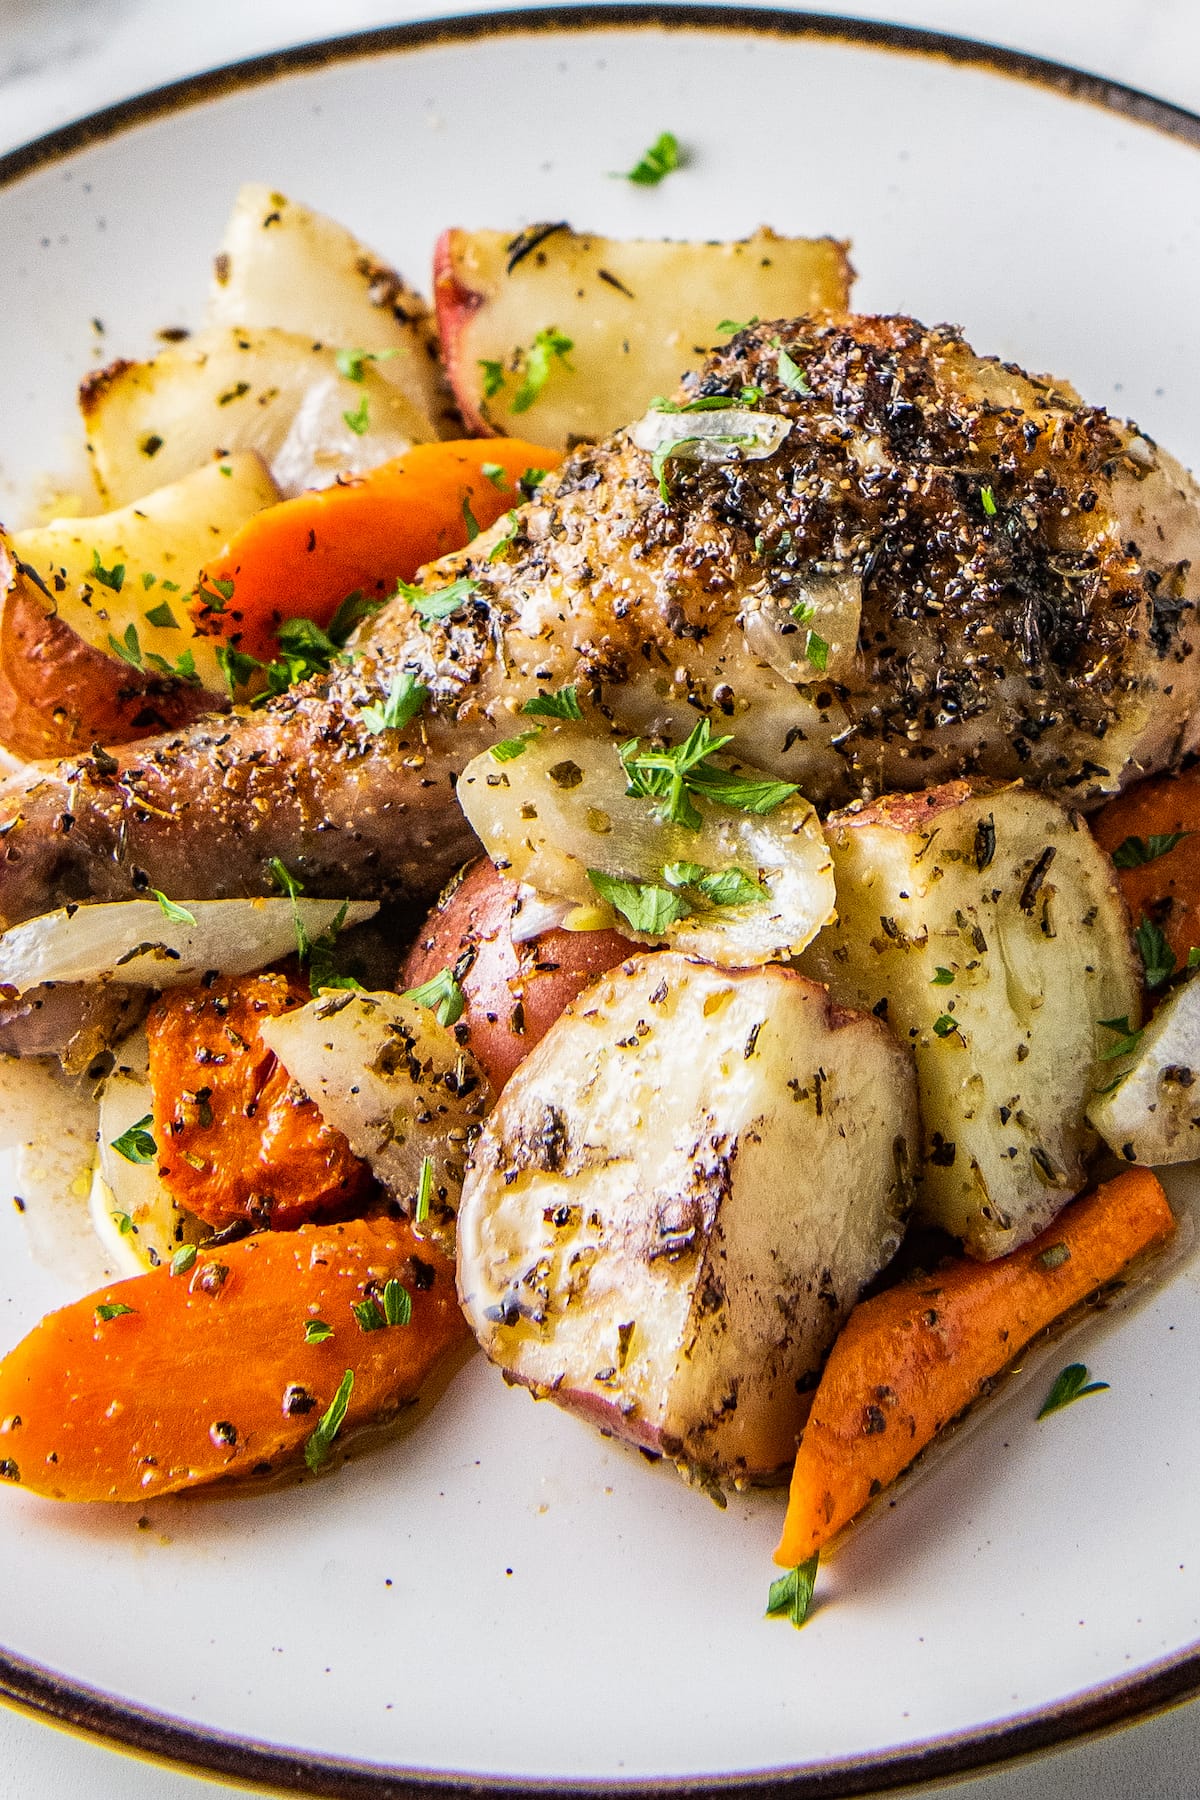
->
[2,313,1198,926]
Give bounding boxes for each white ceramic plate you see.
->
[1,11,1200,1794]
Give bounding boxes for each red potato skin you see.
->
[399,858,635,1090]
[0,544,220,759]
[432,230,495,438]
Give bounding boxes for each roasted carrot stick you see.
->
[776,1169,1174,1565]
[1091,769,1200,973]
[0,1218,469,1501]
[192,438,560,661]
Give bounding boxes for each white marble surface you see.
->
[2,0,1200,1795]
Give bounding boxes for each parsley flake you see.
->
[932,1013,959,1038]
[360,671,427,735]
[490,728,542,763]
[396,575,477,628]
[776,346,811,395]
[620,718,798,828]
[932,967,954,986]
[1136,915,1176,989]
[1112,832,1192,868]
[587,870,689,934]
[717,315,759,335]
[304,1368,354,1471]
[404,966,466,1029]
[304,1319,334,1345]
[980,484,998,517]
[170,1244,198,1278]
[766,1552,819,1629]
[342,393,370,436]
[511,327,574,414]
[107,623,143,670]
[619,129,682,185]
[662,862,767,906]
[152,891,196,926]
[90,550,126,593]
[415,1156,434,1223]
[1037,1362,1109,1420]
[462,494,480,542]
[1097,1015,1145,1061]
[144,600,179,630]
[481,462,508,488]
[95,1301,136,1323]
[479,359,506,400]
[111,1114,156,1165]
[335,346,399,383]
[521,685,582,721]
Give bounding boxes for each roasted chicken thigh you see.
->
[2,313,1198,925]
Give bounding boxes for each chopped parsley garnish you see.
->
[932,967,954,986]
[650,394,739,414]
[650,432,757,502]
[717,315,758,335]
[342,393,370,436]
[776,345,811,396]
[216,643,262,697]
[144,645,200,685]
[1097,1015,1144,1061]
[1112,832,1192,868]
[932,1013,959,1038]
[479,359,506,400]
[415,1156,434,1223]
[360,671,427,735]
[353,1297,387,1332]
[327,589,383,643]
[487,510,521,563]
[586,870,689,934]
[144,600,179,630]
[740,384,765,404]
[111,1114,156,1165]
[521,685,582,721]
[788,600,829,671]
[490,728,542,763]
[90,550,125,593]
[141,571,157,591]
[111,1210,133,1236]
[511,327,574,414]
[403,966,466,1029]
[170,1244,198,1278]
[107,623,143,669]
[304,1368,354,1471]
[619,129,682,185]
[152,891,196,926]
[383,1278,412,1327]
[306,902,361,997]
[335,346,398,383]
[481,462,508,488]
[94,1301,136,1323]
[462,494,480,542]
[268,857,314,963]
[397,575,477,628]
[1036,1361,1109,1420]
[1135,915,1175,989]
[518,467,548,501]
[765,1552,819,1629]
[620,718,798,829]
[662,862,767,906]
[980,484,998,517]
[304,1319,334,1345]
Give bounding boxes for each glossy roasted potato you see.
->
[457,953,917,1485]
[399,858,634,1091]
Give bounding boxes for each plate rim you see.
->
[2,6,1200,1793]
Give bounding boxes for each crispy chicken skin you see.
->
[2,313,1198,926]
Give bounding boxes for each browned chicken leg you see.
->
[2,313,1198,928]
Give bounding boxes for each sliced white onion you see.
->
[740,569,862,687]
[260,990,492,1256]
[92,1031,201,1274]
[629,406,791,467]
[0,898,378,996]
[509,886,574,944]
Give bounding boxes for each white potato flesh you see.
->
[91,1030,199,1274]
[455,724,835,965]
[0,898,377,995]
[457,954,917,1484]
[207,183,450,435]
[80,326,435,507]
[801,783,1141,1258]
[1088,979,1200,1165]
[260,990,491,1254]
[439,224,852,447]
[11,454,278,696]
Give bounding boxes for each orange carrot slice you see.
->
[192,438,560,662]
[0,1218,469,1501]
[776,1169,1174,1565]
[1091,769,1200,974]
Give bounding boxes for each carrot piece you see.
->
[0,1218,469,1501]
[1091,770,1200,971]
[191,438,560,662]
[775,1170,1175,1565]
[145,972,373,1231]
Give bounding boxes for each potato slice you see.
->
[457,953,917,1484]
[801,783,1141,1258]
[259,990,492,1254]
[435,224,852,447]
[206,183,451,436]
[80,326,436,507]
[1088,979,1200,1165]
[455,723,835,966]
[11,455,278,696]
